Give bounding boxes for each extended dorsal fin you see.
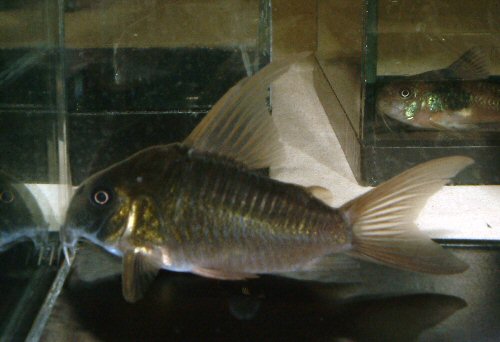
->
[414,47,489,81]
[184,52,310,169]
[446,47,489,80]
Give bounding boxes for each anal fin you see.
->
[275,254,361,283]
[192,267,258,281]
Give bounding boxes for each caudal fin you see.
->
[341,156,473,274]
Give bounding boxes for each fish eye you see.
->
[91,188,112,206]
[0,190,14,203]
[399,88,412,99]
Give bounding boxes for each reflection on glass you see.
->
[376,48,500,130]
[0,172,56,340]
[375,0,500,134]
[315,0,500,185]
[64,0,270,184]
[0,1,63,339]
[0,171,48,254]
[2,0,272,339]
[376,48,500,131]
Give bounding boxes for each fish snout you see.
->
[377,97,404,122]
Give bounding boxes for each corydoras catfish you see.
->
[377,47,500,130]
[62,54,472,303]
[0,171,48,253]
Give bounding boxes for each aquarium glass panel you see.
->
[316,0,364,136]
[1,1,499,341]
[64,0,270,184]
[0,0,63,340]
[316,0,500,185]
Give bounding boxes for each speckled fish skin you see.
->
[377,80,500,129]
[64,143,349,275]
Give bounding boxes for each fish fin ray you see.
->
[428,118,454,131]
[306,185,333,204]
[73,244,122,282]
[347,229,468,274]
[341,156,473,274]
[414,47,489,81]
[275,254,361,283]
[122,249,160,303]
[183,52,310,169]
[192,267,258,280]
[429,115,478,131]
[446,47,490,80]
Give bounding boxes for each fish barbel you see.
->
[62,53,472,302]
[377,47,500,130]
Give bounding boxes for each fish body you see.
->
[0,172,48,252]
[377,48,500,130]
[64,144,348,277]
[63,54,471,302]
[377,80,500,129]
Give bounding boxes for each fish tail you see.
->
[340,156,473,274]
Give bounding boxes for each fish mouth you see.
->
[376,99,405,123]
[60,207,124,265]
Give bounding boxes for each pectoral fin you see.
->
[122,249,160,303]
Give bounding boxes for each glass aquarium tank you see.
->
[0,1,499,341]
[63,0,270,185]
[0,0,63,339]
[315,0,500,185]
[1,0,271,340]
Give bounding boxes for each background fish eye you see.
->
[399,88,411,99]
[91,189,112,205]
[0,190,14,203]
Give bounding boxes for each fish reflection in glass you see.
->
[62,54,472,303]
[377,48,500,130]
[0,171,48,254]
